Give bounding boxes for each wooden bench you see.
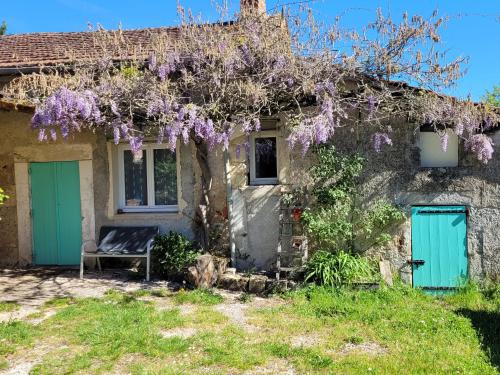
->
[80,226,159,281]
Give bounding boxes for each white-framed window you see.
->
[249,131,279,185]
[117,143,179,212]
[419,128,458,168]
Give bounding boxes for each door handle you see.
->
[408,259,425,267]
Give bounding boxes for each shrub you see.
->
[152,231,200,279]
[305,250,374,288]
[302,145,405,252]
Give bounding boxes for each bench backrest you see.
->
[97,226,159,254]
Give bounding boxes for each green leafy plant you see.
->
[302,145,405,252]
[237,292,254,304]
[0,188,8,205]
[151,231,200,279]
[483,85,500,108]
[305,250,374,287]
[0,188,8,221]
[173,288,224,305]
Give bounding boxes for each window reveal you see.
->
[118,144,178,212]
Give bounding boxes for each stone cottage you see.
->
[0,0,499,290]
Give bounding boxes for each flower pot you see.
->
[292,208,302,221]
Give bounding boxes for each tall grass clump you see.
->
[305,250,374,287]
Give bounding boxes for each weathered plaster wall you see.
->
[0,110,198,266]
[322,118,500,282]
[0,111,23,264]
[2,106,498,280]
[96,137,196,239]
[0,110,100,265]
[226,121,292,270]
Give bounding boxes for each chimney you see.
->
[240,0,266,16]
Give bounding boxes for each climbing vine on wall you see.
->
[302,145,405,253]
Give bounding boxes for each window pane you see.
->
[255,137,277,179]
[124,150,148,206]
[154,149,178,205]
[420,129,458,167]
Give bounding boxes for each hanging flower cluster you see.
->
[32,87,101,141]
[372,132,393,153]
[3,5,498,164]
[465,134,494,163]
[411,93,499,162]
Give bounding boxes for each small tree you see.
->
[483,85,500,108]
[302,145,405,253]
[0,21,6,36]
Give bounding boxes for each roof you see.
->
[0,27,180,71]
[0,97,34,112]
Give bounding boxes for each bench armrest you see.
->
[146,238,154,255]
[81,239,98,255]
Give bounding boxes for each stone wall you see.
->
[309,118,500,282]
[225,114,500,281]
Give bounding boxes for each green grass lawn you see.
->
[0,283,498,374]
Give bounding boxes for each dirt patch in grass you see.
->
[160,327,198,339]
[291,334,321,348]
[339,342,388,356]
[215,292,284,333]
[1,342,54,375]
[215,303,259,333]
[0,307,39,324]
[26,309,57,325]
[243,358,296,374]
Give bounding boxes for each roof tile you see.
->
[0,27,180,69]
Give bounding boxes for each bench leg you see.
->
[146,255,150,282]
[96,257,102,272]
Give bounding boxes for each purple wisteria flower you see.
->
[31,87,101,142]
[440,132,449,152]
[129,136,144,161]
[371,132,393,153]
[235,144,241,159]
[465,134,494,163]
[367,96,378,117]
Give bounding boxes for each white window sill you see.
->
[250,179,279,186]
[419,165,458,169]
[118,206,179,214]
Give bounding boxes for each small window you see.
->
[118,144,178,212]
[420,129,458,168]
[250,132,278,185]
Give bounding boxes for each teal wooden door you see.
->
[411,206,468,291]
[31,161,82,265]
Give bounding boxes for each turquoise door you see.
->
[30,161,82,265]
[411,206,468,291]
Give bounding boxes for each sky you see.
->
[2,0,499,101]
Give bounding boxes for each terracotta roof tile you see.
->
[0,27,180,69]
